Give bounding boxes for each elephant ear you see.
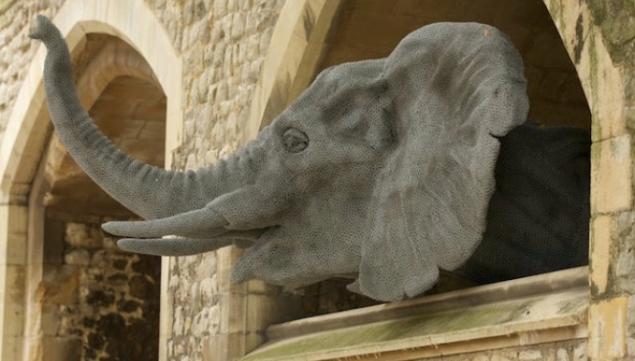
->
[355,23,529,302]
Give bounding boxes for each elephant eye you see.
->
[282,128,309,153]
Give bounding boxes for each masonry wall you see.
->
[41,220,160,361]
[0,0,64,144]
[140,1,289,359]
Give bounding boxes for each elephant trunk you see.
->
[29,16,263,219]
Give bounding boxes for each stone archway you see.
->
[21,35,165,361]
[0,2,182,360]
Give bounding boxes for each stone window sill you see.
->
[242,267,588,361]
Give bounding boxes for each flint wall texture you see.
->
[41,221,161,361]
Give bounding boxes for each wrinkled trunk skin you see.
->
[31,16,262,219]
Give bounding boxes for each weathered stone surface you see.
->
[135,2,288,353]
[64,249,90,266]
[591,135,633,214]
[409,341,583,361]
[65,223,102,248]
[589,297,628,359]
[48,222,162,361]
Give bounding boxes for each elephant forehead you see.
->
[300,59,386,107]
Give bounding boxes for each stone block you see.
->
[556,348,570,361]
[591,134,633,214]
[572,341,586,361]
[589,297,628,359]
[64,249,90,266]
[518,350,543,360]
[199,276,218,305]
[41,265,79,305]
[0,205,28,266]
[0,264,26,336]
[41,337,81,361]
[65,223,102,249]
[590,215,612,294]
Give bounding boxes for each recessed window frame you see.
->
[238,1,607,359]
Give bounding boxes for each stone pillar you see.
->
[543,1,635,359]
[0,203,28,361]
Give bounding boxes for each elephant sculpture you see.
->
[29,16,589,302]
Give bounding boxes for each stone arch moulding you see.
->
[0,1,182,360]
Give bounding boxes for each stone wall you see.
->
[0,0,289,359]
[140,0,288,359]
[144,0,286,168]
[41,220,161,361]
[541,0,635,360]
[0,0,64,144]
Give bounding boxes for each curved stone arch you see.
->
[0,0,182,201]
[542,0,626,141]
[0,2,181,360]
[542,2,632,360]
[244,0,344,142]
[45,39,159,181]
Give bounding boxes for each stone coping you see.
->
[242,267,588,361]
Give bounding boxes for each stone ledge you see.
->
[243,267,588,361]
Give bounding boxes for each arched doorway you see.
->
[0,2,182,360]
[23,35,165,361]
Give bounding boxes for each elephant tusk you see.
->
[102,205,229,239]
[117,236,235,256]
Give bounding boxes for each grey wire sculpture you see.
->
[30,15,589,302]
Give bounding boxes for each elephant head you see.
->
[30,16,527,301]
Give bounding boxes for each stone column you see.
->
[543,1,635,360]
[0,203,28,361]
